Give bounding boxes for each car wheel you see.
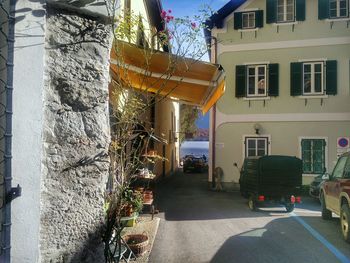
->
[320,192,332,220]
[340,204,350,243]
[285,203,295,213]
[248,195,256,211]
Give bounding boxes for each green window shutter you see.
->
[326,60,337,95]
[268,63,279,96]
[236,65,246,98]
[266,0,277,24]
[255,10,264,28]
[290,62,303,96]
[301,139,312,173]
[234,12,243,30]
[318,0,329,20]
[296,0,306,21]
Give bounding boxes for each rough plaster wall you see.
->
[41,6,112,262]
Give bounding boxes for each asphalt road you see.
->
[149,171,350,263]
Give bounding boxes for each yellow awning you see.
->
[109,41,225,114]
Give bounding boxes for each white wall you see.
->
[11,1,46,262]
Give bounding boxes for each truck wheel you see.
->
[340,204,350,243]
[285,203,295,213]
[320,192,332,220]
[248,196,256,211]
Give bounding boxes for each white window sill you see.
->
[273,21,298,26]
[298,95,329,99]
[238,28,259,32]
[243,96,271,101]
[302,174,321,177]
[325,17,350,22]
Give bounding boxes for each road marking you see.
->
[291,212,350,263]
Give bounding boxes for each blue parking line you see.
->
[291,212,350,263]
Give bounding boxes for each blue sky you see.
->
[162,0,227,17]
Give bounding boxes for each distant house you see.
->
[206,0,350,190]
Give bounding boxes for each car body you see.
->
[183,155,205,173]
[320,152,350,243]
[309,174,325,200]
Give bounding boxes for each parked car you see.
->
[183,155,205,173]
[239,155,302,212]
[320,152,350,243]
[309,174,326,200]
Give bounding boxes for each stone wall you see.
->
[40,5,112,262]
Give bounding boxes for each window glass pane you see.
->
[257,139,266,149]
[258,66,265,75]
[248,139,255,149]
[340,8,347,16]
[248,76,255,95]
[329,0,337,9]
[330,9,337,17]
[314,63,322,73]
[304,64,311,73]
[340,0,347,8]
[287,0,294,4]
[286,13,294,21]
[243,14,249,28]
[303,73,311,93]
[302,140,312,173]
[314,73,322,93]
[333,156,347,178]
[248,149,256,156]
[248,67,255,75]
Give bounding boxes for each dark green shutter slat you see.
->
[234,12,242,30]
[318,0,329,19]
[266,0,277,24]
[326,60,337,95]
[255,10,264,28]
[290,62,303,96]
[236,65,246,98]
[296,0,306,21]
[268,63,279,96]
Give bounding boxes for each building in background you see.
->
[206,0,350,190]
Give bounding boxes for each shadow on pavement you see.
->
[210,215,350,263]
[154,171,292,221]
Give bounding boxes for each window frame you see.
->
[302,61,324,96]
[329,0,349,19]
[277,0,296,23]
[242,12,256,29]
[246,64,268,97]
[244,136,269,158]
[299,137,327,175]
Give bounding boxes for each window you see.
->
[267,0,305,24]
[247,65,266,97]
[344,157,350,178]
[290,60,337,96]
[329,0,349,18]
[242,12,255,29]
[234,10,264,30]
[277,0,295,22]
[301,139,326,174]
[236,64,279,98]
[332,156,347,178]
[245,137,268,157]
[303,62,324,95]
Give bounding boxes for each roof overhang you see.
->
[109,41,225,114]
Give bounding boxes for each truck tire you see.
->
[285,203,295,213]
[248,195,257,211]
[320,192,332,220]
[340,204,350,243]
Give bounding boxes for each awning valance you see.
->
[109,41,225,114]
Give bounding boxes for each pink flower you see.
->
[168,9,172,13]
[191,22,197,29]
[161,10,167,19]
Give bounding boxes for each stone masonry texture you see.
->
[41,5,112,262]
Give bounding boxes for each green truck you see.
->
[239,155,303,212]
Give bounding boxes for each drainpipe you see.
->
[211,36,218,189]
[1,0,16,261]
